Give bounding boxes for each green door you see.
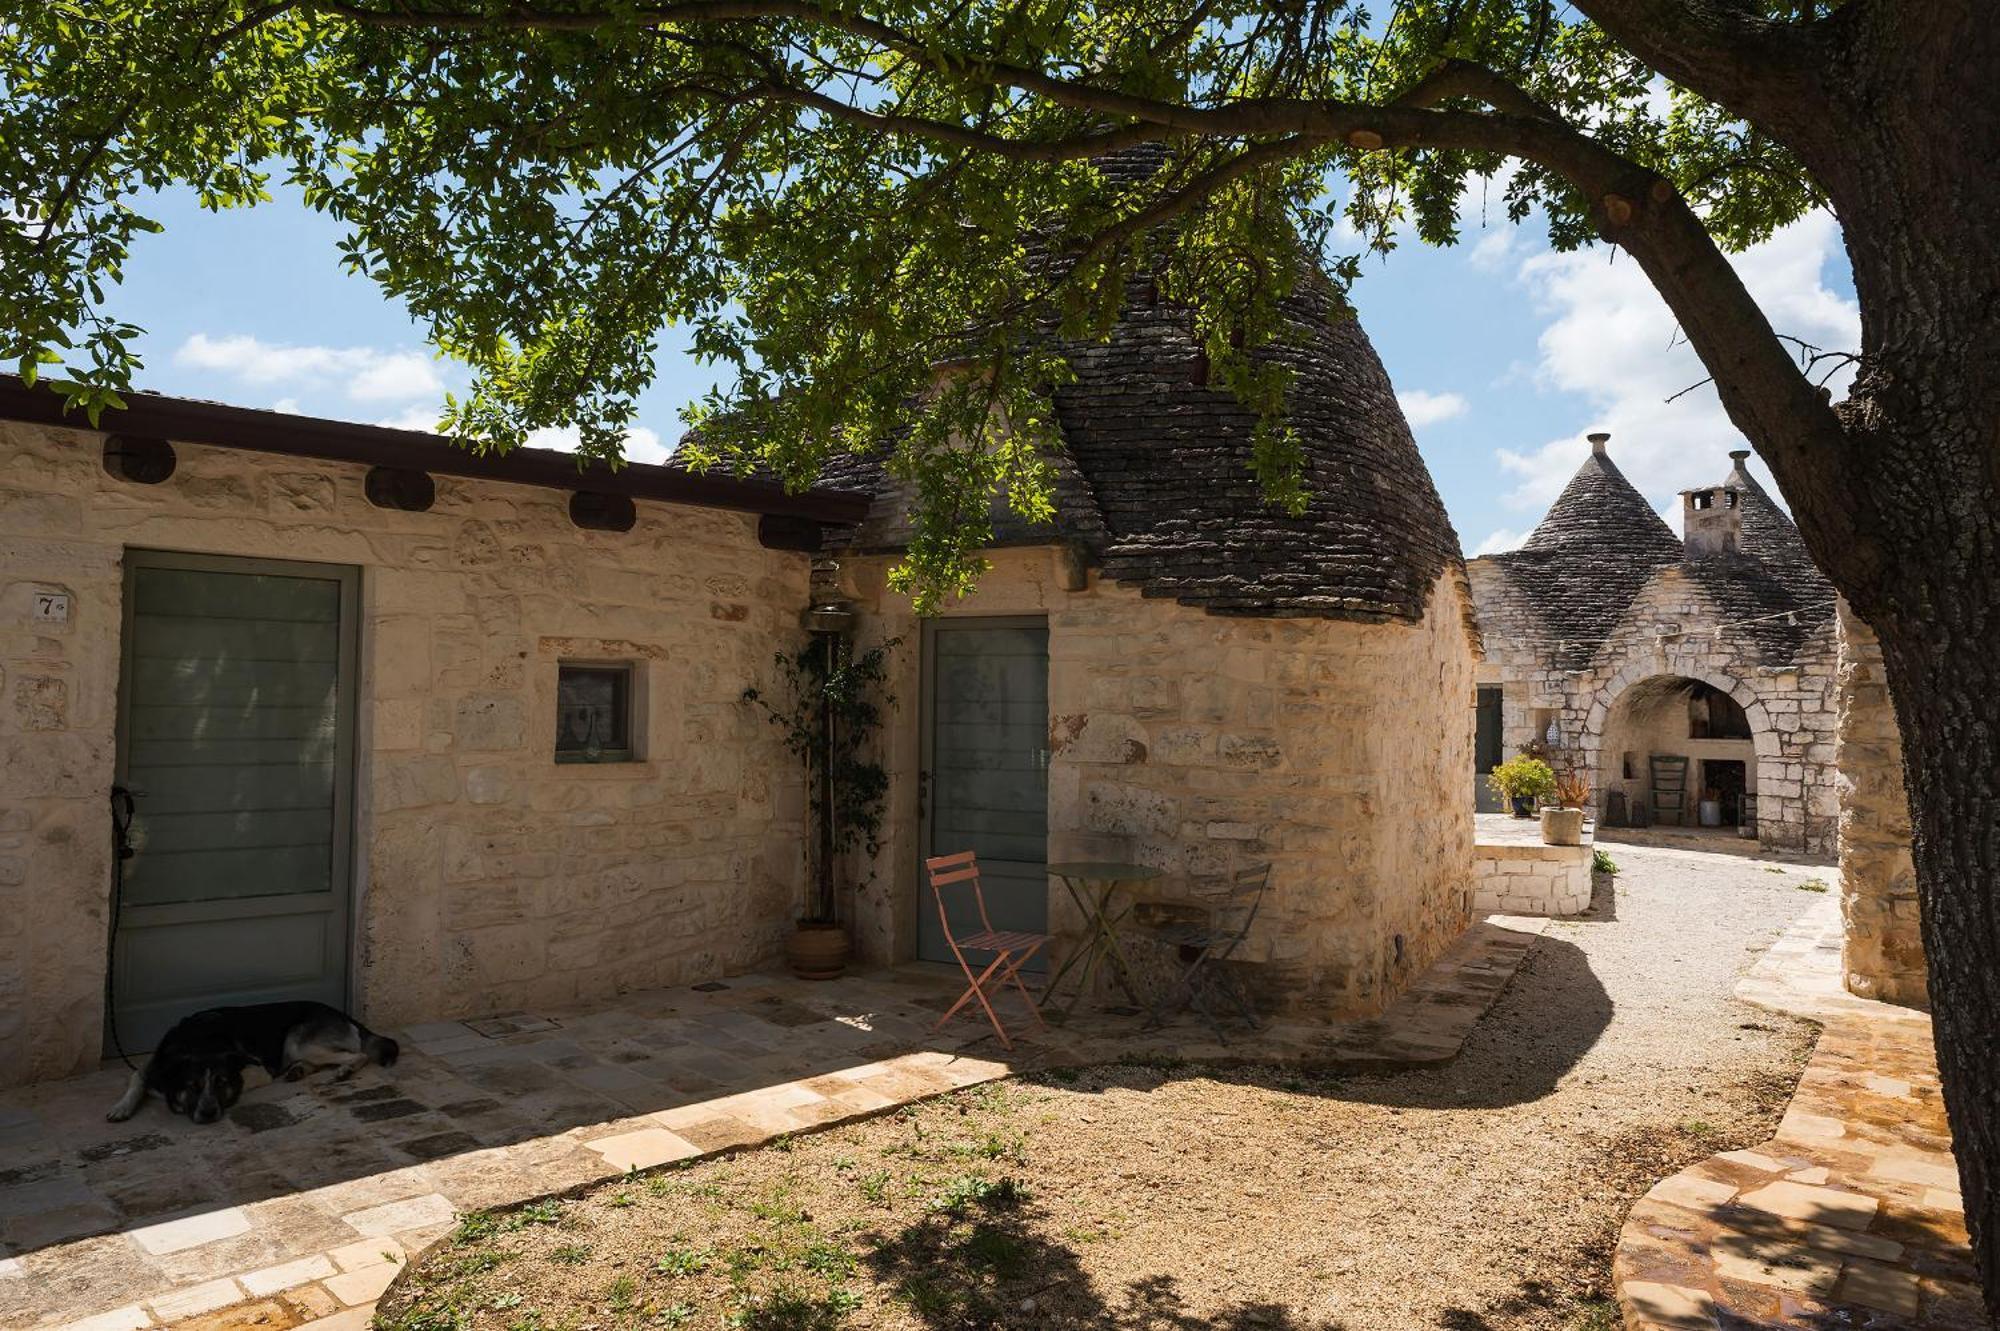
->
[920,619,1049,967]
[110,550,358,1054]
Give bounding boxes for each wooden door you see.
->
[110,550,358,1053]
[919,619,1049,966]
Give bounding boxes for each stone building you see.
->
[0,382,868,1088]
[1467,435,1840,856]
[0,276,1478,1087]
[817,275,1480,1021]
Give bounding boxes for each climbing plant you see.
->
[743,637,899,923]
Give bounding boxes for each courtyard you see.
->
[6,843,1953,1331]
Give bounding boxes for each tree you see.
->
[4,0,1996,1305]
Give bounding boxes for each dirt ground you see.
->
[379,844,1824,1331]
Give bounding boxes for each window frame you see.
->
[554,661,639,764]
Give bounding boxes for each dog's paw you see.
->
[105,1106,133,1122]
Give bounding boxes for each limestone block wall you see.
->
[1473,842,1594,917]
[1835,604,1926,1007]
[0,419,809,1086]
[1467,562,1840,857]
[845,549,1478,1021]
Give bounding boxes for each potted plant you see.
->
[1542,769,1589,846]
[744,631,898,979]
[1488,754,1556,820]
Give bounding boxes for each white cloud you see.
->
[527,423,672,466]
[1470,527,1528,557]
[1397,389,1470,428]
[174,333,443,403]
[374,404,447,432]
[1493,210,1855,517]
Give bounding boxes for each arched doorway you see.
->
[1587,672,1777,839]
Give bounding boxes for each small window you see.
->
[556,664,635,762]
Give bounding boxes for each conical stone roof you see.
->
[1484,441,1834,666]
[1487,439,1682,663]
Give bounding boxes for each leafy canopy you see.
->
[0,0,1823,606]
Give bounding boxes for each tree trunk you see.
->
[1745,7,2000,1307]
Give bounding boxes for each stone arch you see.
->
[1581,666,1782,842]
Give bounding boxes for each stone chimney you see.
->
[1588,431,1610,456]
[1681,472,1744,558]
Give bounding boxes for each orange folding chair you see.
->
[925,850,1051,1050]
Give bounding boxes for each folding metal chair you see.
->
[925,850,1050,1051]
[1147,862,1271,1042]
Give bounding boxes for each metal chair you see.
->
[1146,862,1271,1042]
[925,850,1050,1051]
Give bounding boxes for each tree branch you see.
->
[1567,0,1832,130]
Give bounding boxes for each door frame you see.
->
[110,547,362,1049]
[916,613,1050,960]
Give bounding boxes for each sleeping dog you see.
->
[107,1001,400,1124]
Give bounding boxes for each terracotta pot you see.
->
[1540,807,1585,846]
[785,922,851,980]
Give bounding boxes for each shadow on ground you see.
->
[860,1182,1346,1331]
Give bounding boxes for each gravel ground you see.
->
[383,844,1824,1331]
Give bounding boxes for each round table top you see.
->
[1046,861,1162,882]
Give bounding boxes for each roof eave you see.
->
[0,377,869,525]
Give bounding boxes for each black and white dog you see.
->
[107,1001,400,1124]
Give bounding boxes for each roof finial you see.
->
[1588,431,1610,456]
[1728,448,1751,466]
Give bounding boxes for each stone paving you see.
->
[0,918,1537,1331]
[1615,896,1983,1329]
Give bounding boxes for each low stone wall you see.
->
[1473,840,1594,916]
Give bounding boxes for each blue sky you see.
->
[109,182,1857,557]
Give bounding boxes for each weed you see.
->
[608,1191,637,1209]
[1592,848,1619,875]
[645,1176,678,1198]
[605,1275,638,1314]
[930,1174,1027,1214]
[490,1293,524,1311]
[1764,866,1788,874]
[655,1244,713,1278]
[801,1239,856,1279]
[1799,878,1831,893]
[1680,1118,1716,1138]
[551,1244,592,1266]
[857,1171,891,1205]
[963,1224,1030,1277]
[727,1284,859,1330]
[655,1302,696,1327]
[1567,1296,1621,1331]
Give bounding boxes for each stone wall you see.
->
[843,549,1478,1021]
[1467,561,1840,857]
[1835,604,1927,1008]
[1473,841,1594,917]
[0,419,810,1086]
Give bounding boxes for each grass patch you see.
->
[1798,878,1831,893]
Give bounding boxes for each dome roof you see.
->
[820,273,1465,624]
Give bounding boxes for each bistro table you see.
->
[1041,861,1165,1022]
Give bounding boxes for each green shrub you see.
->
[1488,755,1557,808]
[1592,848,1619,875]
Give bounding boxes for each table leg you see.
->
[1095,896,1165,1023]
[1039,876,1099,1011]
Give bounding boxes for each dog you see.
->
[107,1001,400,1124]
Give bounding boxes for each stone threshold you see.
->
[1614,897,1981,1330]
[14,918,1542,1331]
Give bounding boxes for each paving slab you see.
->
[1613,896,1984,1329]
